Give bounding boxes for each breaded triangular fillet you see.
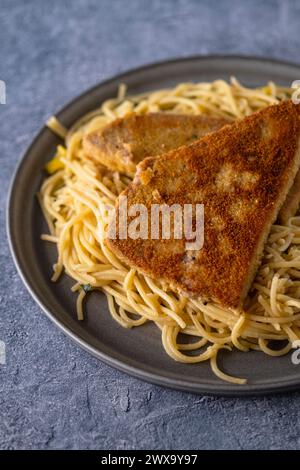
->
[83,113,229,174]
[107,101,300,310]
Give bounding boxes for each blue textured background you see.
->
[1,0,300,450]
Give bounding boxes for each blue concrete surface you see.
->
[1,0,300,450]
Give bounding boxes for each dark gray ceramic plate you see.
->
[7,56,300,396]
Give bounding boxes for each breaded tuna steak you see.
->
[107,101,300,310]
[83,113,229,174]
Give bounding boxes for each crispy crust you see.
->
[82,113,230,174]
[107,100,300,310]
[278,168,300,224]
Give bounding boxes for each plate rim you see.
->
[7,54,300,396]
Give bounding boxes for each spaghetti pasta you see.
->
[40,78,300,384]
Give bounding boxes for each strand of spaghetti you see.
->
[158,96,200,113]
[203,313,226,330]
[195,100,231,118]
[270,273,281,330]
[124,291,160,321]
[74,263,116,273]
[66,110,109,142]
[46,116,67,139]
[162,325,219,363]
[269,260,300,268]
[78,227,110,265]
[177,337,208,351]
[286,299,300,308]
[191,296,290,337]
[216,80,243,118]
[67,189,104,227]
[93,270,126,282]
[102,284,142,315]
[144,276,182,315]
[282,325,300,343]
[190,299,237,326]
[189,312,231,345]
[61,158,117,201]
[71,282,81,292]
[41,234,59,243]
[258,338,292,356]
[76,289,86,320]
[73,222,95,266]
[245,312,300,323]
[127,278,184,326]
[210,349,247,385]
[101,99,120,119]
[40,171,67,223]
[98,239,126,271]
[118,304,146,327]
[133,275,163,314]
[105,292,131,328]
[57,208,92,280]
[231,315,249,352]
[37,193,56,235]
[230,77,279,103]
[258,294,280,319]
[66,131,83,162]
[51,262,63,282]
[158,306,186,329]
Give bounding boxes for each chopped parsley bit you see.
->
[81,283,92,293]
